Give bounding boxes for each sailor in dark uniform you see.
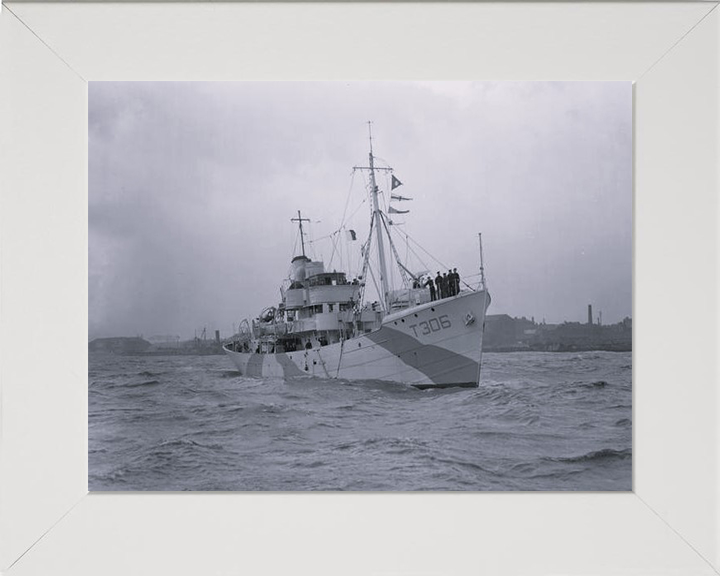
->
[425,276,436,301]
[435,272,444,299]
[453,268,460,295]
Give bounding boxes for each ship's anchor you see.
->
[465,312,475,326]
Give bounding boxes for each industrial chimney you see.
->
[587,304,593,326]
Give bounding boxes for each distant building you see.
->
[484,314,518,348]
[147,335,180,344]
[484,313,631,352]
[88,337,151,354]
[485,314,536,349]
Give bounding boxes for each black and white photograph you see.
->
[89,81,632,491]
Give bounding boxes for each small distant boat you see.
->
[224,126,491,388]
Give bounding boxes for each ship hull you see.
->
[223,289,490,388]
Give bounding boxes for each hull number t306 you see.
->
[408,315,452,337]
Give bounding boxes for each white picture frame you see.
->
[1,2,718,574]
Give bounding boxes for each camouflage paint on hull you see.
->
[223,289,490,388]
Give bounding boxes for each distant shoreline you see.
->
[485,346,631,353]
[90,347,631,358]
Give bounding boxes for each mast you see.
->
[291,210,311,258]
[367,122,390,310]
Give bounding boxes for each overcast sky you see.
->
[89,81,631,340]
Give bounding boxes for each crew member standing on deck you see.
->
[425,276,436,301]
[442,272,449,298]
[453,268,460,295]
[446,270,454,296]
[435,271,444,299]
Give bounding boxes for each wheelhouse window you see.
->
[307,272,348,287]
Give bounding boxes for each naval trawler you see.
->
[224,127,491,388]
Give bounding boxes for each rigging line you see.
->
[366,263,383,307]
[328,169,360,269]
[398,228,431,273]
[373,156,392,170]
[402,236,431,276]
[308,230,338,244]
[338,230,344,271]
[324,204,368,265]
[400,228,475,291]
[403,228,450,271]
[345,197,369,224]
[356,211,375,307]
[327,230,341,268]
[392,228,434,273]
[379,211,400,291]
[379,181,389,215]
[306,221,316,260]
[389,222,432,286]
[348,170,373,224]
[345,226,353,278]
[328,196,369,268]
[338,170,357,230]
[291,231,300,262]
[357,169,370,197]
[380,212,411,287]
[404,227,476,291]
[405,230,409,267]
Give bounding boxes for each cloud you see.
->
[89,81,631,338]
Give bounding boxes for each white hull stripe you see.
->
[364,326,480,386]
[246,353,264,377]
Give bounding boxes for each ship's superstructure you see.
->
[224,127,491,388]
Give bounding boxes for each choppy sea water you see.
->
[89,351,631,491]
